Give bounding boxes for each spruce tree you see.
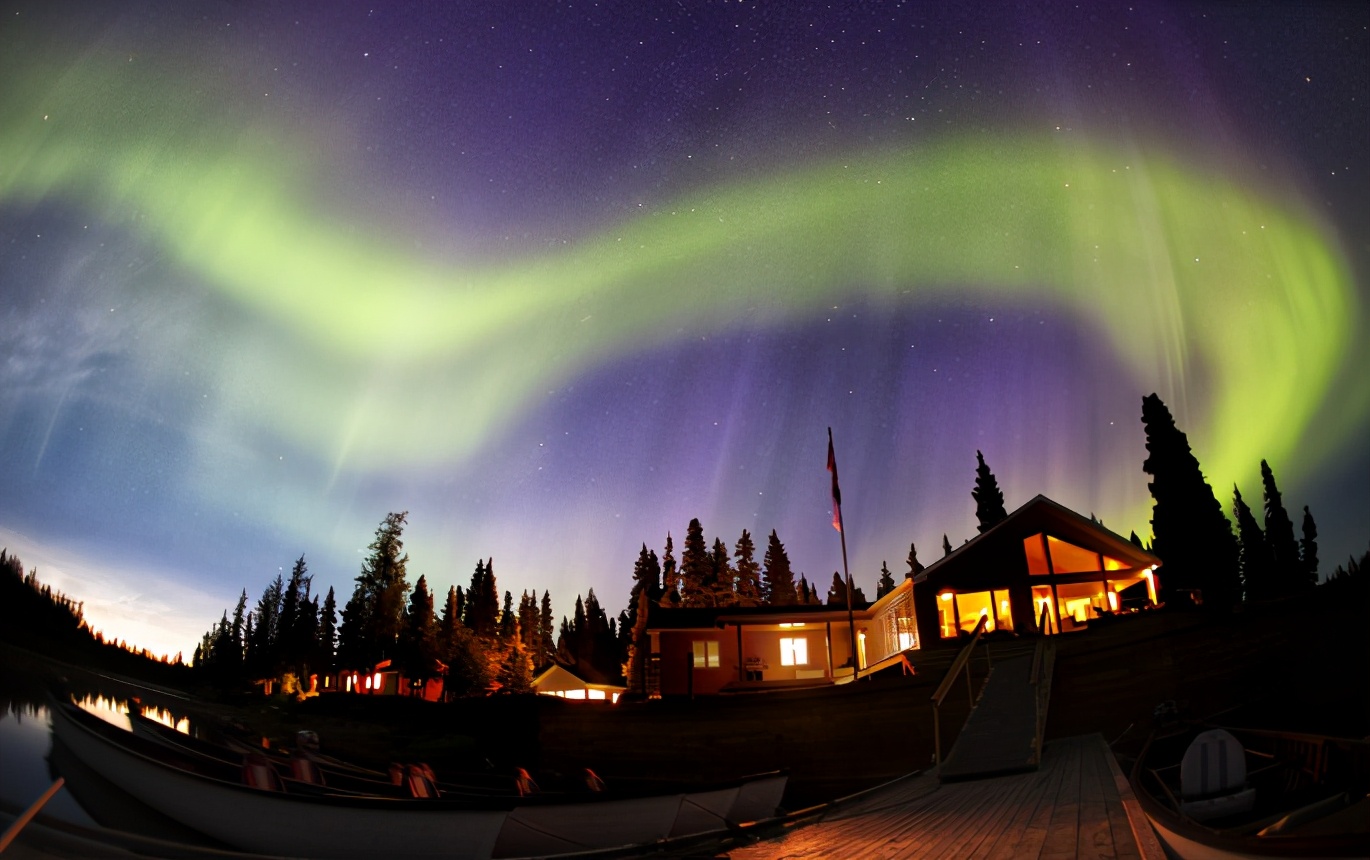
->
[351,512,411,662]
[1300,506,1319,587]
[679,519,709,608]
[659,533,680,606]
[826,572,848,606]
[905,543,925,580]
[972,450,1009,533]
[1140,394,1240,609]
[733,530,762,606]
[876,561,895,598]
[1233,486,1274,602]
[398,575,439,693]
[317,586,337,673]
[538,591,555,667]
[625,545,660,638]
[761,530,797,605]
[518,591,538,653]
[708,537,734,607]
[1260,460,1302,595]
[499,590,517,640]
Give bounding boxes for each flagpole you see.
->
[828,427,860,682]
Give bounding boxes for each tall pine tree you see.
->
[659,533,680,606]
[1233,486,1275,602]
[972,450,1009,533]
[679,519,709,608]
[1140,394,1240,609]
[733,530,762,606]
[905,542,925,580]
[1300,506,1319,587]
[761,530,797,605]
[876,561,895,598]
[1260,460,1303,595]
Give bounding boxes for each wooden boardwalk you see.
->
[937,654,1039,781]
[727,735,1165,860]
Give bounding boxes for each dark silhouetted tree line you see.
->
[0,548,190,685]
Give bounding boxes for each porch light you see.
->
[940,592,953,602]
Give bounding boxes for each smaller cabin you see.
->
[642,603,867,697]
[533,662,626,703]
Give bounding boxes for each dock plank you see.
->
[726,734,1162,860]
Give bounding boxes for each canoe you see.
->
[51,700,786,859]
[1130,723,1370,859]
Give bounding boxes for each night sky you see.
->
[2,2,1367,659]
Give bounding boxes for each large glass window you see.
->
[1031,586,1058,634]
[1046,536,1102,572]
[779,637,808,666]
[993,589,1013,631]
[692,640,720,668]
[954,591,994,633]
[1024,535,1050,574]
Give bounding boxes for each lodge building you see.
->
[640,495,1160,698]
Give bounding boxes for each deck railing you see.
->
[1028,636,1056,766]
[930,614,988,770]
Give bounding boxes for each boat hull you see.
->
[53,702,507,859]
[52,701,789,859]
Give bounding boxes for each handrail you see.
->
[931,615,987,706]
[930,615,988,771]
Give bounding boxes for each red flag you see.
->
[827,428,842,532]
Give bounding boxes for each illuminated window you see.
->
[1046,536,1102,573]
[565,689,586,699]
[938,592,957,638]
[692,640,720,668]
[993,589,1013,631]
[955,591,994,633]
[779,637,808,666]
[1024,535,1050,574]
[588,689,606,700]
[1103,556,1130,571]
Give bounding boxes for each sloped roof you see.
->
[915,494,1158,585]
[532,660,626,691]
[646,601,867,630]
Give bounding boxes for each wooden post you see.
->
[686,650,694,700]
[736,623,744,683]
[932,705,942,769]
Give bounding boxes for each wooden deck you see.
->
[727,735,1165,860]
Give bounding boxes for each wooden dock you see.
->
[727,734,1165,860]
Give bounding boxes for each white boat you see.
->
[51,700,786,859]
[1130,723,1370,859]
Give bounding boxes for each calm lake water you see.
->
[0,661,229,846]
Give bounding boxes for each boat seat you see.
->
[242,752,285,791]
[1181,729,1247,799]
[289,755,326,786]
[404,763,440,799]
[1179,728,1256,821]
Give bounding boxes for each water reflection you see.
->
[0,657,222,846]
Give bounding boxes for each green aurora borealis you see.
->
[1,50,1357,505]
[1,4,1366,656]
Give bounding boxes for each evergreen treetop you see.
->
[876,561,896,598]
[1260,460,1303,595]
[972,450,1009,533]
[1140,394,1240,609]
